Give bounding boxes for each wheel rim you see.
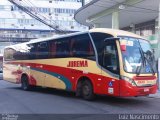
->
[83,85,90,96]
[22,77,28,89]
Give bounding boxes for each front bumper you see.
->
[119,80,157,97]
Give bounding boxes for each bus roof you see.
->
[28,28,144,44]
[28,31,88,44]
[5,28,145,49]
[28,28,144,43]
[89,28,144,39]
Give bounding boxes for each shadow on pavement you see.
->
[7,86,147,105]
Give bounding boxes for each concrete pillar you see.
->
[112,11,119,29]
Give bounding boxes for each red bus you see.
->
[3,28,157,100]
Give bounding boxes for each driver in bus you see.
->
[124,48,141,72]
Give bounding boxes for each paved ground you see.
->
[0,80,160,115]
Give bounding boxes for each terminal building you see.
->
[0,0,88,54]
[75,0,160,59]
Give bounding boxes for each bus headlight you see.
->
[121,76,137,86]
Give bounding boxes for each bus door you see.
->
[101,38,120,96]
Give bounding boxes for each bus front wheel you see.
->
[21,75,31,91]
[82,80,94,100]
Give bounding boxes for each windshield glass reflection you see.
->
[119,36,156,74]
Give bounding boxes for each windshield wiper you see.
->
[135,48,145,76]
[143,52,155,75]
[136,41,155,75]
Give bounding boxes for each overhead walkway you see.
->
[75,0,159,29]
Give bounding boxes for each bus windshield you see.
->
[119,36,156,74]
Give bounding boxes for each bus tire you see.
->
[21,75,31,91]
[82,80,94,100]
[76,81,82,97]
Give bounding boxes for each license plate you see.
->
[144,88,149,92]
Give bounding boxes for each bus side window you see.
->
[102,40,119,74]
[29,43,38,59]
[37,42,49,59]
[55,39,70,58]
[71,34,95,59]
[50,41,56,58]
[88,41,95,59]
[70,38,76,57]
[90,32,113,65]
